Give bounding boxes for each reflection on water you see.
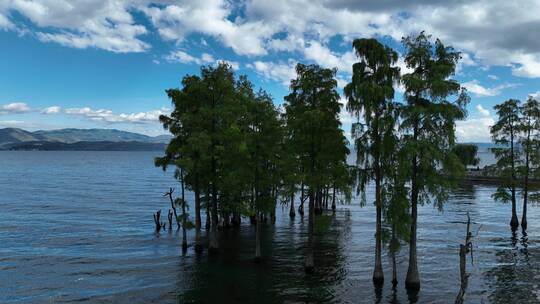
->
[1,151,540,303]
[485,230,540,303]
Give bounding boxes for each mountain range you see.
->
[0,128,171,151]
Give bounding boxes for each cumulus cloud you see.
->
[247,60,297,86]
[165,50,239,70]
[41,106,61,114]
[64,107,169,123]
[476,104,490,117]
[3,0,540,83]
[303,41,356,73]
[0,102,31,114]
[2,0,149,53]
[529,91,540,99]
[166,51,215,65]
[456,105,495,142]
[462,80,520,97]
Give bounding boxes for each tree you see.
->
[246,90,283,261]
[400,32,468,291]
[518,97,540,230]
[344,38,401,285]
[284,63,349,271]
[491,98,521,229]
[157,74,213,253]
[452,144,480,168]
[383,139,410,287]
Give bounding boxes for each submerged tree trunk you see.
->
[391,224,398,287]
[299,182,305,216]
[406,125,420,291]
[205,187,211,230]
[289,193,296,218]
[305,191,315,272]
[455,213,473,304]
[331,185,336,211]
[209,181,219,254]
[194,175,202,230]
[373,163,384,285]
[522,130,530,231]
[165,188,180,230]
[181,170,187,253]
[255,212,262,262]
[194,187,203,253]
[510,131,519,229]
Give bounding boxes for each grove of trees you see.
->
[154,31,540,294]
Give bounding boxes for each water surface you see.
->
[0,151,538,303]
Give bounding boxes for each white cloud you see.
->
[165,51,238,70]
[3,0,540,84]
[247,60,297,86]
[2,0,149,53]
[303,41,355,73]
[456,105,495,142]
[529,91,540,99]
[64,107,169,123]
[0,102,31,114]
[0,120,26,127]
[476,104,490,117]
[41,106,61,114]
[487,74,498,80]
[166,50,215,65]
[462,80,520,97]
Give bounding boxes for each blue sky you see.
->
[1,1,540,141]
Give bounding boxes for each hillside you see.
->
[0,128,171,151]
[4,140,166,151]
[32,128,170,143]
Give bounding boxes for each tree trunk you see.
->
[289,193,296,218]
[194,175,202,229]
[331,185,336,211]
[391,225,398,287]
[373,165,384,285]
[522,129,530,231]
[205,187,211,230]
[181,171,187,253]
[209,182,219,254]
[299,182,305,216]
[194,188,203,253]
[255,212,262,262]
[165,188,180,230]
[406,125,420,291]
[510,130,519,229]
[305,190,315,272]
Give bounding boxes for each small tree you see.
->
[518,97,540,230]
[491,98,521,229]
[452,144,480,168]
[284,63,349,272]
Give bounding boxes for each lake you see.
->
[1,151,538,303]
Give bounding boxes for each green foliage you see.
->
[452,144,480,167]
[400,31,469,210]
[284,63,351,201]
[490,99,520,203]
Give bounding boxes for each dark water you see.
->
[1,151,538,303]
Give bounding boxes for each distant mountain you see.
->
[5,141,166,151]
[0,128,52,148]
[33,128,171,143]
[0,128,171,151]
